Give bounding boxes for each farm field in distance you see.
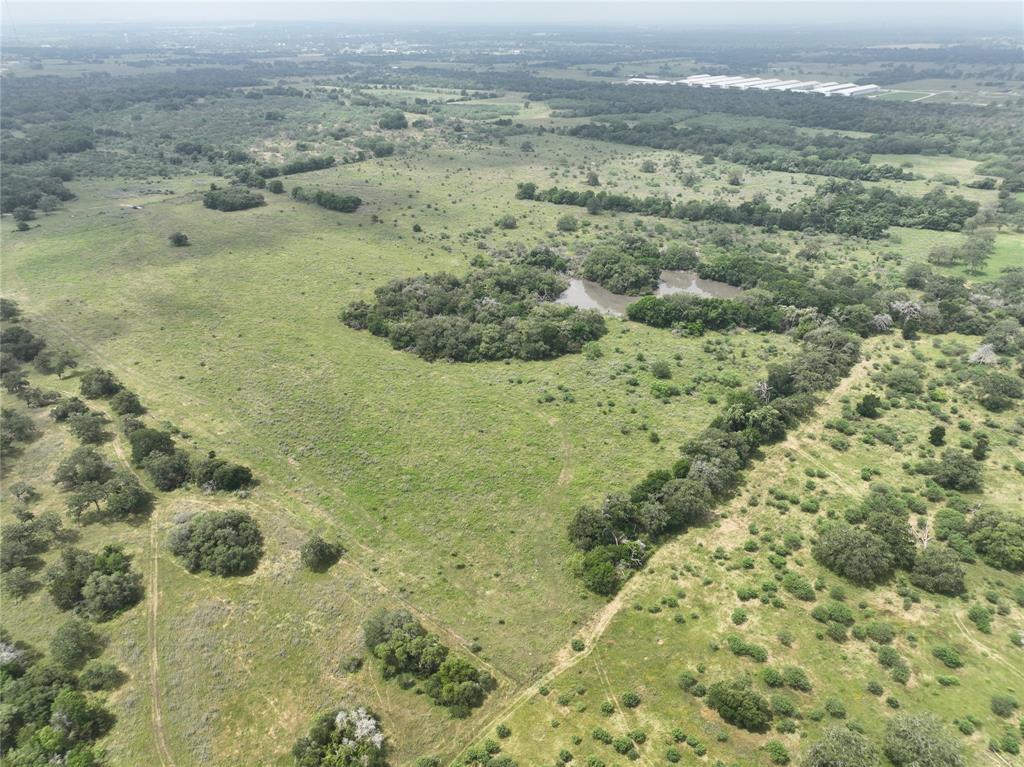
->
[1,7,1022,767]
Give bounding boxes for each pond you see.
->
[556,270,743,317]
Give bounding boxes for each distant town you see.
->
[627,74,882,97]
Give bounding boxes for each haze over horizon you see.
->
[4,0,1022,34]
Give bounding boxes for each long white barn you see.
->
[628,73,881,97]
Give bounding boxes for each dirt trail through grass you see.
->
[108,430,176,767]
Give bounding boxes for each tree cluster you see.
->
[363,608,495,717]
[45,544,144,621]
[202,187,265,211]
[167,510,264,576]
[341,264,607,362]
[291,186,362,212]
[0,632,117,766]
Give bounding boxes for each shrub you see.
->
[824,698,846,718]
[931,645,963,669]
[781,571,815,601]
[726,634,768,662]
[811,601,855,626]
[705,679,772,732]
[878,646,902,668]
[620,691,641,708]
[782,666,811,691]
[991,695,1018,718]
[300,534,343,572]
[967,604,992,633]
[764,740,790,765]
[865,621,896,644]
[79,659,127,691]
[168,510,264,576]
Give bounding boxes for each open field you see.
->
[2,25,1023,767]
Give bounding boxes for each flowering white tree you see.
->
[968,344,998,365]
[293,707,387,767]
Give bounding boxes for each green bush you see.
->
[782,666,812,691]
[764,740,790,765]
[168,510,264,576]
[931,645,963,669]
[992,695,1019,718]
[620,691,641,708]
[706,678,772,732]
[300,534,343,572]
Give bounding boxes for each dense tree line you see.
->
[569,324,861,595]
[0,125,95,166]
[498,74,1023,174]
[256,155,335,178]
[566,120,912,181]
[341,262,607,362]
[1,68,263,125]
[363,608,495,717]
[1,172,75,214]
[291,186,362,212]
[202,187,266,211]
[517,180,979,238]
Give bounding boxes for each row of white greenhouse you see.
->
[626,74,881,98]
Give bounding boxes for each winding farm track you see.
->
[452,353,881,763]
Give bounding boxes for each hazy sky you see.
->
[3,1,1022,31]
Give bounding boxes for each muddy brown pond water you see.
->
[556,270,743,317]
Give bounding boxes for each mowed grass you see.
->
[471,335,1024,767]
[885,227,1024,281]
[3,138,796,764]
